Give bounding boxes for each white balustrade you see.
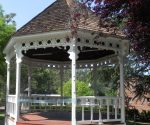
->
[20,95,72,112]
[6,95,16,118]
[77,96,122,124]
[19,95,122,124]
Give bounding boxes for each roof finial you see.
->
[65,0,75,8]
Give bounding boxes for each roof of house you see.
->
[14,0,125,37]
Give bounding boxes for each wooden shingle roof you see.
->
[14,0,125,37]
[14,0,70,36]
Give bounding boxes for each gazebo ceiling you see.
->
[22,47,115,62]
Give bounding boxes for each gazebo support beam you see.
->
[5,56,10,118]
[5,57,10,97]
[60,65,64,98]
[27,66,32,112]
[119,55,126,124]
[92,64,97,96]
[15,52,23,122]
[68,39,79,125]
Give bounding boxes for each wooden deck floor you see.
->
[17,112,123,125]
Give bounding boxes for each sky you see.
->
[0,0,56,29]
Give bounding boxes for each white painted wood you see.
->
[119,55,126,124]
[6,59,10,96]
[92,64,97,95]
[107,99,110,120]
[15,52,23,122]
[27,66,32,111]
[99,107,103,124]
[77,119,122,124]
[5,60,11,124]
[6,95,16,119]
[22,54,118,70]
[27,66,32,97]
[60,65,64,98]
[3,30,71,54]
[68,38,79,125]
[82,106,84,121]
[77,96,121,123]
[4,29,129,59]
[115,99,118,120]
[90,106,93,121]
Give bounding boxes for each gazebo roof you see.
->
[4,0,129,63]
[14,0,124,37]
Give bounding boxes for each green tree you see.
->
[58,80,93,97]
[0,5,16,100]
[91,66,119,96]
[83,0,150,63]
[125,54,150,101]
[31,68,60,94]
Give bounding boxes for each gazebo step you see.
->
[17,121,124,125]
[78,121,124,125]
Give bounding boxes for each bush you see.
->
[140,110,150,121]
[58,80,93,97]
[0,113,4,121]
[126,108,140,120]
[126,108,150,122]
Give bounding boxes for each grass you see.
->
[0,112,4,120]
[127,120,150,125]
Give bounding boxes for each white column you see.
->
[27,66,32,111]
[60,65,64,98]
[5,56,11,118]
[115,99,118,120]
[82,106,84,121]
[92,64,97,96]
[5,57,11,96]
[27,66,32,97]
[68,38,79,125]
[107,99,110,120]
[15,53,23,122]
[119,55,125,124]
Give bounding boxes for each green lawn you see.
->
[0,112,4,120]
[127,120,150,125]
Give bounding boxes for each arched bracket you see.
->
[68,38,80,60]
[5,56,11,64]
[14,44,24,63]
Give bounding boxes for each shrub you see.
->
[58,80,93,97]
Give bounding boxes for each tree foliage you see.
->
[0,5,16,100]
[93,66,119,96]
[31,68,60,94]
[58,80,93,97]
[125,54,150,101]
[81,0,150,62]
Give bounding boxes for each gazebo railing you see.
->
[77,96,121,124]
[20,95,71,112]
[20,95,121,123]
[6,95,16,118]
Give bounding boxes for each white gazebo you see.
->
[3,0,129,125]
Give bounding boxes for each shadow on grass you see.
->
[0,113,4,120]
[127,120,150,125]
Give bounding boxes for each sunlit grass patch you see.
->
[0,113,4,120]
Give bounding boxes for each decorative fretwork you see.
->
[17,36,128,57]
[22,55,118,70]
